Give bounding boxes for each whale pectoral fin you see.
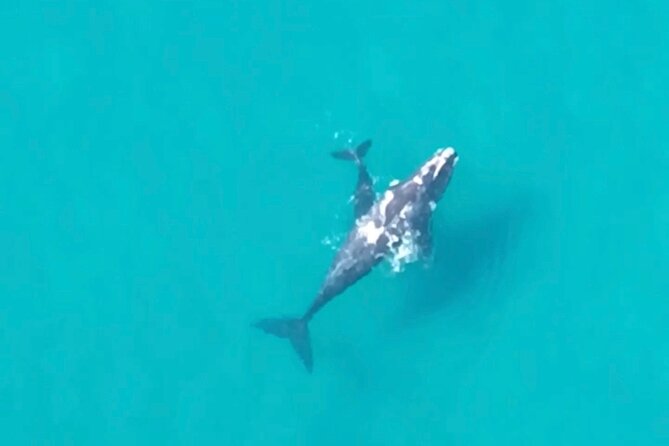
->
[416,220,434,259]
[419,232,433,259]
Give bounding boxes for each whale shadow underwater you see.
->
[317,195,534,383]
[392,194,535,331]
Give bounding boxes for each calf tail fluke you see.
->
[330,139,372,164]
[254,317,313,372]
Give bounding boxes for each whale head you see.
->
[412,147,458,202]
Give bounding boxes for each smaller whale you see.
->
[255,141,459,372]
[330,139,374,219]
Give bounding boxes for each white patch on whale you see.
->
[357,218,385,244]
[419,147,457,180]
[431,155,447,179]
[399,203,413,219]
[378,189,394,221]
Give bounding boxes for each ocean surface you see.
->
[1,1,668,444]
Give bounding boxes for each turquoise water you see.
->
[2,1,668,444]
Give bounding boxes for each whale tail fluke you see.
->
[254,317,313,372]
[331,139,372,164]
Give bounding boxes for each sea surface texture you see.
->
[1,1,668,444]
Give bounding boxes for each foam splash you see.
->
[386,229,422,273]
[321,232,345,251]
[324,225,424,273]
[332,129,356,148]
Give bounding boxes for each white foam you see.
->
[386,232,400,248]
[429,201,436,211]
[389,179,400,187]
[321,234,343,251]
[386,229,421,273]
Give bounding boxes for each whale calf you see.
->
[255,141,459,372]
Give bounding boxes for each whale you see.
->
[254,141,459,372]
